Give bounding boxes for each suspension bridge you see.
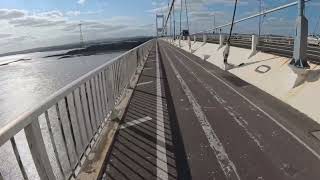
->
[1,0,320,180]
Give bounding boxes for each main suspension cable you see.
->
[180,0,182,35]
[185,0,190,32]
[227,0,238,45]
[224,0,238,64]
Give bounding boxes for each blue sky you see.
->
[0,0,319,53]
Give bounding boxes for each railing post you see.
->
[188,36,191,50]
[203,34,207,44]
[178,36,181,47]
[219,34,225,49]
[248,34,258,58]
[290,0,309,68]
[194,35,196,43]
[25,120,55,180]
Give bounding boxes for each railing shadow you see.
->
[103,46,191,180]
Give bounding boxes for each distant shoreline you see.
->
[44,38,150,59]
[0,36,153,58]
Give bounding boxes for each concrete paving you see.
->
[102,40,320,180]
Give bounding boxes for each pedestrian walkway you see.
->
[102,40,320,180]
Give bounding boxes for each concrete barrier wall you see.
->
[167,39,320,125]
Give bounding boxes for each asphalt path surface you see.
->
[103,40,320,180]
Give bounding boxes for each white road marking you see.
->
[168,48,264,150]
[170,43,320,160]
[162,47,241,180]
[120,116,152,129]
[137,81,153,86]
[156,41,169,180]
[143,67,153,70]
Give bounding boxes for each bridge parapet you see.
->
[0,40,153,179]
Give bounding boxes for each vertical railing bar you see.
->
[113,63,117,103]
[97,73,104,119]
[111,64,116,105]
[85,81,98,133]
[82,82,99,149]
[64,97,80,160]
[24,120,55,180]
[97,74,104,122]
[77,86,97,163]
[118,60,122,91]
[78,85,91,142]
[119,59,124,90]
[92,76,102,127]
[101,71,108,117]
[44,110,66,178]
[99,72,107,118]
[82,84,94,138]
[125,57,129,87]
[116,61,120,98]
[89,79,100,132]
[72,91,86,151]
[105,67,113,115]
[55,103,73,172]
[87,80,98,133]
[102,70,109,115]
[114,63,118,99]
[10,137,29,180]
[117,61,121,97]
[126,57,130,85]
[96,73,105,121]
[126,57,130,86]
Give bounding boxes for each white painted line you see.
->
[120,116,152,129]
[162,47,241,180]
[143,67,153,70]
[170,43,320,160]
[168,48,264,150]
[137,81,153,86]
[156,41,169,180]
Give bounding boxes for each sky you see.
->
[0,0,319,54]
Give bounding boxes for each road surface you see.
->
[102,40,320,180]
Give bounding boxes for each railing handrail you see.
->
[0,39,153,146]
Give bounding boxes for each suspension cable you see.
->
[173,2,176,39]
[185,0,190,32]
[313,16,320,35]
[227,0,238,45]
[180,0,182,35]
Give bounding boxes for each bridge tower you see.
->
[156,14,165,37]
[291,0,310,68]
[79,23,85,48]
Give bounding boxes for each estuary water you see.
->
[0,49,125,179]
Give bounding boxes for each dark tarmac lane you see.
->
[103,40,320,180]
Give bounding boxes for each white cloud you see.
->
[0,33,11,39]
[0,9,26,20]
[9,16,66,27]
[0,8,153,54]
[66,11,81,16]
[77,0,86,5]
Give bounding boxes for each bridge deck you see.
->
[102,40,320,180]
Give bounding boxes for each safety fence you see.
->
[0,39,154,180]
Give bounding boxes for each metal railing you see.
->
[0,39,154,179]
[184,34,320,64]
